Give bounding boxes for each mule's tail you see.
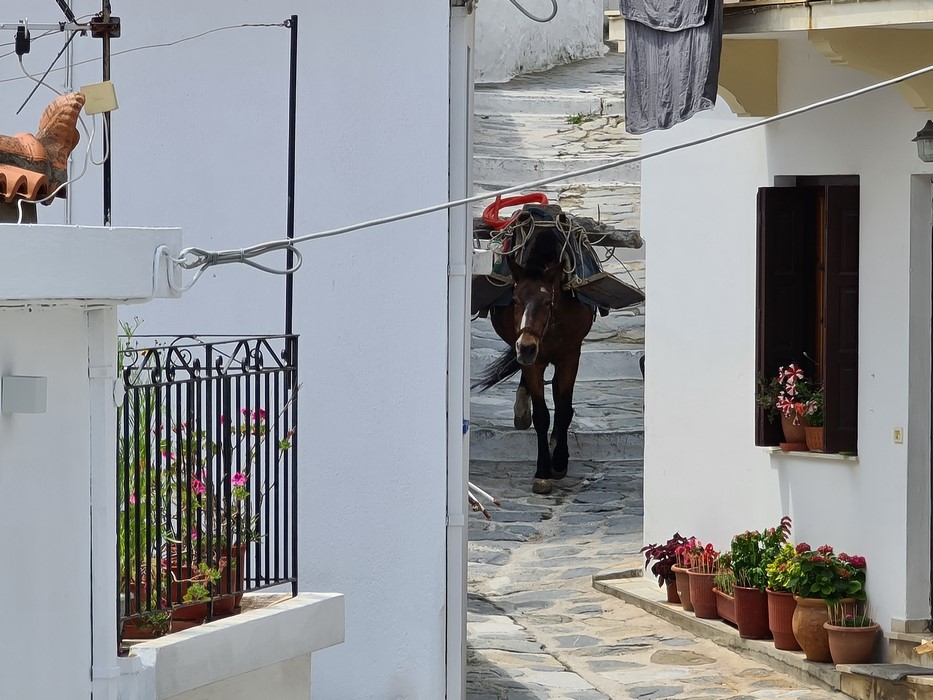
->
[472,347,521,392]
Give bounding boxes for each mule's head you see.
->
[509,261,561,366]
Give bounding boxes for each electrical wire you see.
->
[172,60,933,287]
[508,0,558,22]
[0,22,288,86]
[16,29,75,112]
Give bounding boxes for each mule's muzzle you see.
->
[515,334,538,365]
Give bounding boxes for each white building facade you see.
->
[641,4,933,646]
[475,0,605,83]
[0,1,475,697]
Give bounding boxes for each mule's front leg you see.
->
[523,367,553,494]
[550,354,582,479]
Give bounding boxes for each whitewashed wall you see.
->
[0,307,92,699]
[475,0,605,82]
[642,34,933,633]
[0,2,454,697]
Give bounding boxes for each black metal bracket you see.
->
[90,13,120,39]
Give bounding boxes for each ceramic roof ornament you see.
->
[0,92,86,204]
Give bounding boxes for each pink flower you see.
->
[232,472,246,487]
[191,477,206,495]
[796,542,811,553]
[129,493,137,505]
[818,544,834,555]
[161,450,175,462]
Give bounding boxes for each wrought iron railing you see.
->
[117,334,299,640]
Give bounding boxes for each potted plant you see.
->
[713,558,736,625]
[801,384,825,452]
[730,517,791,640]
[686,541,720,619]
[765,543,802,650]
[672,537,697,612]
[755,364,812,450]
[641,533,687,604]
[786,544,867,662]
[824,601,881,664]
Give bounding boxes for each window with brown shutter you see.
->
[755,179,859,453]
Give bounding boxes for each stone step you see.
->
[469,424,643,462]
[471,345,643,382]
[474,153,641,188]
[475,89,611,117]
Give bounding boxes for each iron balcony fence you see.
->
[117,334,299,640]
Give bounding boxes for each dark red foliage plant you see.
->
[641,533,689,587]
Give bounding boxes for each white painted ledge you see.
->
[120,593,345,700]
[761,446,860,463]
[0,224,182,307]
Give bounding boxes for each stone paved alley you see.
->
[466,50,846,700]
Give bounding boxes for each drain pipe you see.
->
[447,6,474,699]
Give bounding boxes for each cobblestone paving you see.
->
[466,458,846,700]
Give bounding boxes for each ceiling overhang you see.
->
[718,27,933,116]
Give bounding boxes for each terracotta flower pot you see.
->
[212,543,247,615]
[734,585,772,639]
[792,597,854,662]
[714,588,736,625]
[780,413,808,451]
[671,565,693,612]
[767,589,801,651]
[665,579,681,604]
[804,425,825,452]
[687,569,719,619]
[824,621,881,665]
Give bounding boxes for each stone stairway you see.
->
[469,50,645,467]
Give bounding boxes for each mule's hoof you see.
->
[514,414,532,430]
[551,467,568,480]
[532,478,553,494]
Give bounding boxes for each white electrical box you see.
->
[2,375,47,414]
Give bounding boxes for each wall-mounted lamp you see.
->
[912,120,933,162]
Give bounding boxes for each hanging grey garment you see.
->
[620,0,708,31]
[621,0,723,135]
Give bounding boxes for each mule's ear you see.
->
[506,256,524,280]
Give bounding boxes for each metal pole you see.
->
[285,15,298,339]
[102,0,112,226]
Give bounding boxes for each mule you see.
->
[474,225,595,494]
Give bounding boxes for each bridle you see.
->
[516,280,557,343]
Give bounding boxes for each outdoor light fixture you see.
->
[912,120,933,162]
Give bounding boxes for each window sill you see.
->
[760,446,859,463]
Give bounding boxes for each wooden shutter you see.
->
[823,185,859,453]
[756,187,821,446]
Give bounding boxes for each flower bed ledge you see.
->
[118,592,345,700]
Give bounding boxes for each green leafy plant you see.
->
[180,563,222,604]
[765,543,797,592]
[641,533,688,587]
[786,543,867,603]
[801,384,824,427]
[730,516,792,591]
[566,112,598,125]
[713,567,735,596]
